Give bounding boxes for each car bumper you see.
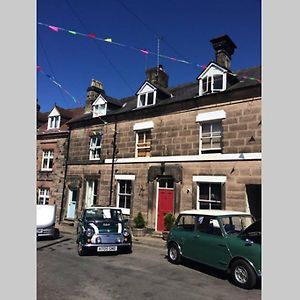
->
[37,227,55,237]
[82,243,131,251]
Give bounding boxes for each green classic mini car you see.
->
[76,206,132,256]
[167,210,261,289]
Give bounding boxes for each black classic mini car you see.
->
[76,206,132,256]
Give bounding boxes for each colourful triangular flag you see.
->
[104,38,112,42]
[88,33,96,38]
[68,30,76,35]
[48,25,59,32]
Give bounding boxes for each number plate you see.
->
[97,246,117,252]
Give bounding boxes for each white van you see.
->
[36,204,59,239]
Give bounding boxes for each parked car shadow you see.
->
[164,255,261,290]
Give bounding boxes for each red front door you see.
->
[157,189,174,231]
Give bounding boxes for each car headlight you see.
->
[123,229,130,237]
[85,227,94,238]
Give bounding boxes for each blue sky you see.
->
[37,0,261,112]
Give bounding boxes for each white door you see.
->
[66,189,77,219]
[85,180,95,208]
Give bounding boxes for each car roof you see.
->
[85,206,121,210]
[179,209,252,217]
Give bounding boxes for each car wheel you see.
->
[167,243,181,264]
[231,259,257,289]
[77,243,87,256]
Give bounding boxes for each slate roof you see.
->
[37,106,85,134]
[62,65,261,124]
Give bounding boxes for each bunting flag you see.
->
[37,65,80,104]
[38,22,261,83]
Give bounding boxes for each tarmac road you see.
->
[37,234,261,300]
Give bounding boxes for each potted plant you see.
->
[162,213,175,240]
[132,212,146,237]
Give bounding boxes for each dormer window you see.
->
[92,95,107,117]
[136,82,157,108]
[93,103,106,117]
[138,91,155,107]
[198,63,227,96]
[47,107,61,130]
[48,116,60,129]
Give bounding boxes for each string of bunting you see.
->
[37,65,80,104]
[38,22,261,83]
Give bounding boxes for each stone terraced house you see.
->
[37,35,261,231]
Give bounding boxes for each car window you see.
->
[176,215,195,231]
[221,216,253,234]
[196,216,222,236]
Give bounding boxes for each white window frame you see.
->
[85,179,98,207]
[37,188,50,205]
[116,179,133,215]
[47,115,61,129]
[193,176,226,210]
[198,63,227,96]
[135,130,151,158]
[137,90,157,108]
[197,110,226,154]
[199,121,222,152]
[41,150,54,171]
[93,103,107,117]
[89,135,102,160]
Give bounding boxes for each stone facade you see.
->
[62,93,261,230]
[36,133,69,222]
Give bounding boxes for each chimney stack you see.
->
[145,65,169,88]
[85,79,105,113]
[210,35,237,70]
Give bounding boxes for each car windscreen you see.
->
[84,208,123,222]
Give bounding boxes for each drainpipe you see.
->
[109,120,118,206]
[60,130,71,223]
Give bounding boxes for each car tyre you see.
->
[77,243,87,256]
[231,259,257,289]
[167,243,181,264]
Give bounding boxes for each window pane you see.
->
[148,92,154,105]
[48,158,53,169]
[207,77,212,93]
[213,75,223,90]
[211,183,221,201]
[200,202,209,209]
[202,78,207,92]
[202,123,210,134]
[212,137,221,148]
[124,196,131,209]
[202,138,211,149]
[199,183,209,200]
[119,195,125,208]
[119,181,126,193]
[125,181,132,194]
[212,122,222,134]
[211,202,221,209]
[140,94,146,106]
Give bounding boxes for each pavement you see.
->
[55,223,167,250]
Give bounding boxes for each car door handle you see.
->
[193,235,200,239]
[218,244,227,247]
